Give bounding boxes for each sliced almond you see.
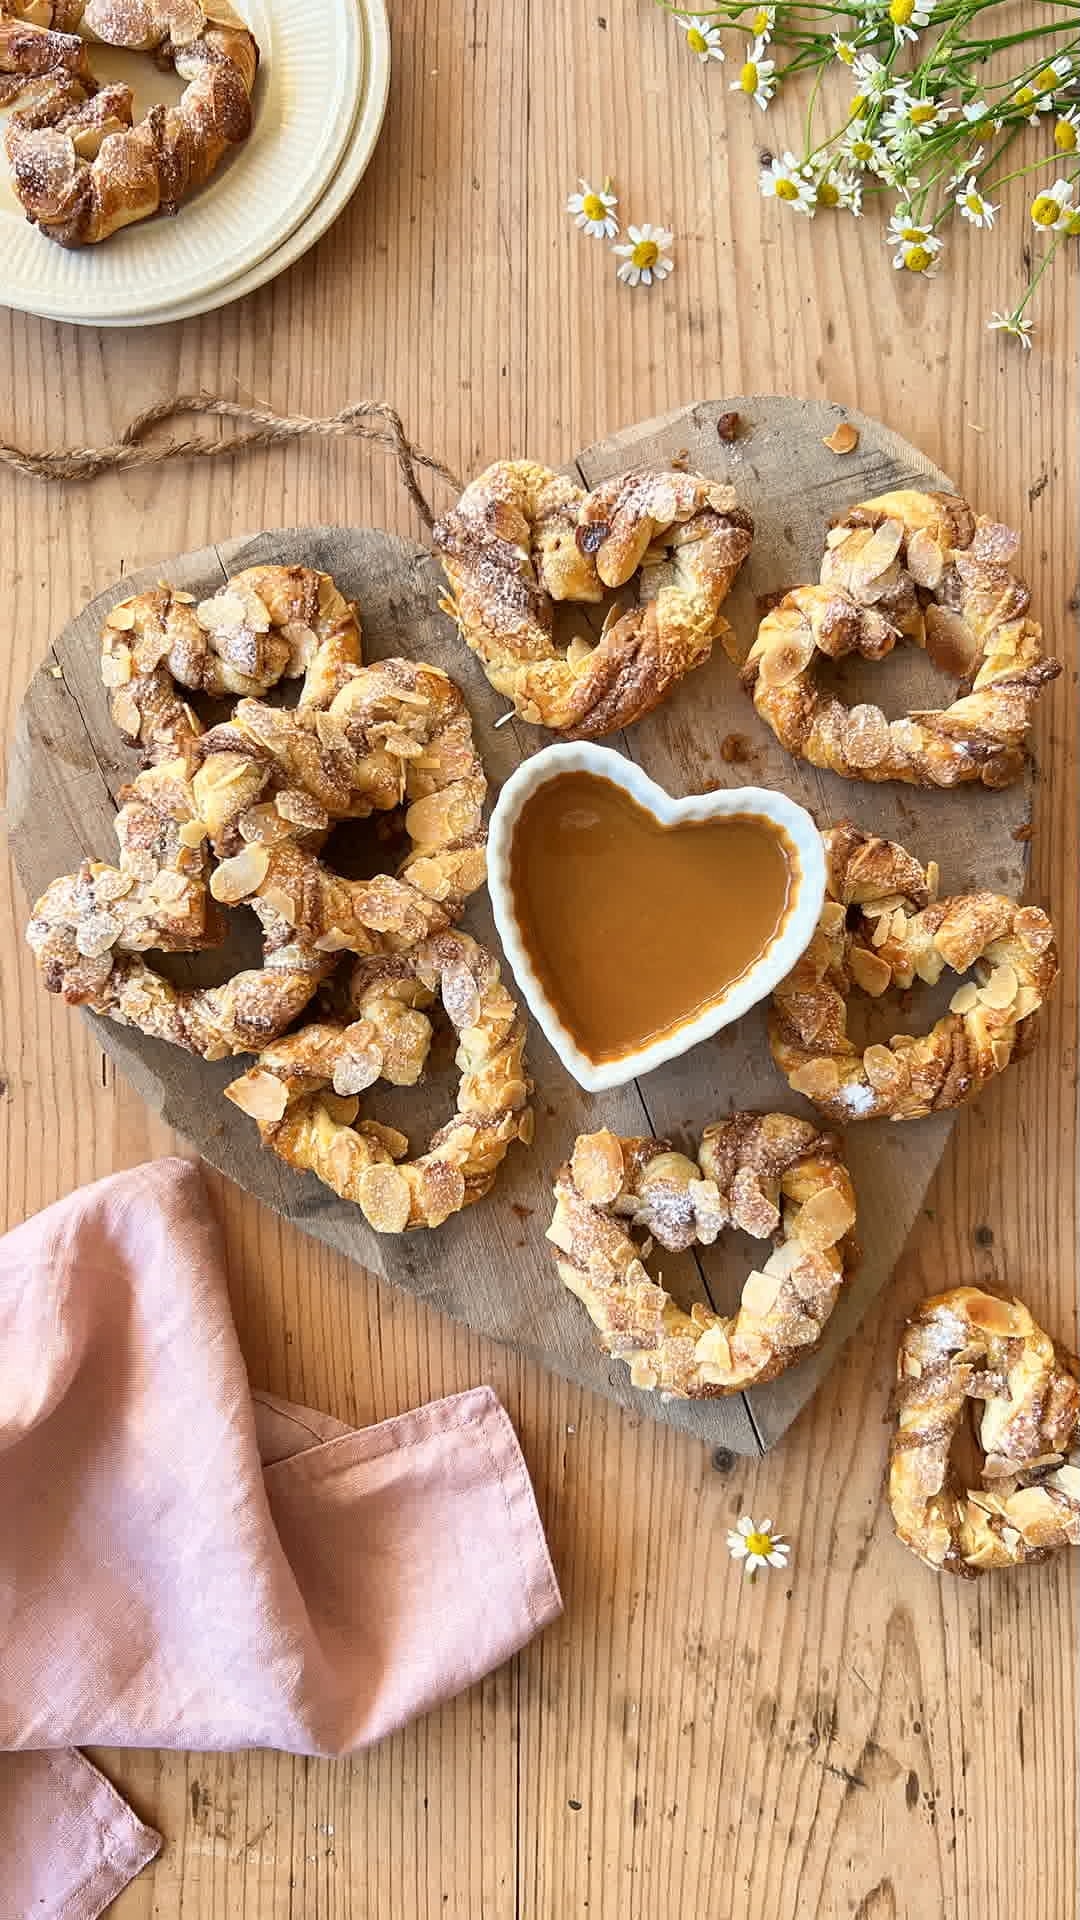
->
[978,962,1018,1011]
[741,1267,784,1319]
[949,981,980,1016]
[628,1355,660,1392]
[694,1324,733,1377]
[905,526,945,591]
[849,943,891,997]
[788,1057,841,1100]
[209,842,271,904]
[178,819,209,848]
[105,601,137,631]
[75,909,121,958]
[823,422,859,456]
[1049,1464,1080,1500]
[111,690,141,738]
[332,1043,383,1096]
[224,1069,289,1123]
[566,636,594,671]
[759,628,816,688]
[863,1043,903,1092]
[356,1163,412,1234]
[794,1183,856,1251]
[100,645,133,686]
[966,1293,1025,1337]
[571,1129,625,1206]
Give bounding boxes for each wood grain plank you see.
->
[0,0,1075,1911]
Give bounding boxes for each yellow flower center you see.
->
[817,180,840,206]
[1036,66,1060,92]
[1013,85,1036,108]
[1031,193,1061,225]
[740,60,759,92]
[890,0,915,24]
[910,103,937,125]
[850,137,873,161]
[775,176,800,200]
[1064,209,1080,235]
[745,1531,773,1557]
[964,192,984,215]
[900,224,927,241]
[836,41,855,64]
[849,93,867,117]
[1055,118,1078,151]
[581,192,606,221]
[631,238,660,269]
[904,244,933,271]
[686,25,708,53]
[751,6,770,29]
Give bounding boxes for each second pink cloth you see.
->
[0,1158,561,1917]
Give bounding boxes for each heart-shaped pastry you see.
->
[488,743,826,1091]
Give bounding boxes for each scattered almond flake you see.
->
[823,422,859,455]
[106,602,136,630]
[572,1129,624,1206]
[100,646,133,687]
[224,1069,289,1122]
[313,926,353,953]
[48,664,63,679]
[332,1044,383,1096]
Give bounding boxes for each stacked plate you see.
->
[0,0,389,327]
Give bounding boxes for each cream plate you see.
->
[0,0,361,323]
[487,742,827,1094]
[31,0,390,329]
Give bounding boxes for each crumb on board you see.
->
[1012,821,1034,842]
[716,411,743,443]
[720,731,751,764]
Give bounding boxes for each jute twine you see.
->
[0,395,460,529]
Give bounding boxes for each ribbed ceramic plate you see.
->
[31,0,390,329]
[0,0,361,323]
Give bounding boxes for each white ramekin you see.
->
[487,741,826,1093]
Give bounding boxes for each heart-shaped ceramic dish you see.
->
[487,742,827,1092]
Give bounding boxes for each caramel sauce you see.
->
[509,771,794,1062]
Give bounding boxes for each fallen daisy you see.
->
[566,177,619,240]
[759,150,816,214]
[732,38,777,111]
[954,177,997,229]
[680,14,725,62]
[727,1515,791,1576]
[987,310,1033,348]
[612,222,674,287]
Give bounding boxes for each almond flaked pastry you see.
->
[547,1112,858,1399]
[224,935,532,1234]
[433,460,753,737]
[1,0,259,249]
[742,488,1060,789]
[769,822,1058,1123]
[890,1286,1080,1575]
[27,566,489,1065]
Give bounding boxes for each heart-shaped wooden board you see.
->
[8,397,1036,1454]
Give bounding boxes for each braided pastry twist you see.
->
[224,932,533,1232]
[2,0,258,248]
[547,1113,857,1397]
[28,566,489,1057]
[890,1287,1080,1574]
[741,489,1060,788]
[769,823,1058,1122]
[433,461,753,736]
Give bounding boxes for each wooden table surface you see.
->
[1,1,1077,1913]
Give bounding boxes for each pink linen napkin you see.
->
[0,1158,561,1919]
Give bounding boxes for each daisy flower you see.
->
[948,146,985,190]
[566,177,619,240]
[832,33,858,65]
[732,37,776,110]
[680,14,724,62]
[882,86,950,142]
[748,4,776,37]
[988,310,1033,348]
[727,1515,790,1576]
[759,150,816,213]
[853,51,889,96]
[954,177,998,229]
[1054,107,1080,152]
[896,233,943,273]
[1034,54,1073,95]
[888,0,933,48]
[612,222,674,286]
[841,121,887,172]
[1030,177,1076,229]
[834,170,864,213]
[1011,84,1046,126]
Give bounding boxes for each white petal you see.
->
[737,1516,754,1534]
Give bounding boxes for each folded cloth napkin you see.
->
[0,1158,561,1919]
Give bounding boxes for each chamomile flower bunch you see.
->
[657,0,1080,344]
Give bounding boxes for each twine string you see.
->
[0,396,460,528]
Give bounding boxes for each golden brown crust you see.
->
[3,0,259,248]
[890,1286,1080,1574]
[433,460,753,737]
[224,932,533,1232]
[27,566,489,1057]
[547,1113,857,1397]
[741,488,1060,789]
[769,823,1058,1122]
